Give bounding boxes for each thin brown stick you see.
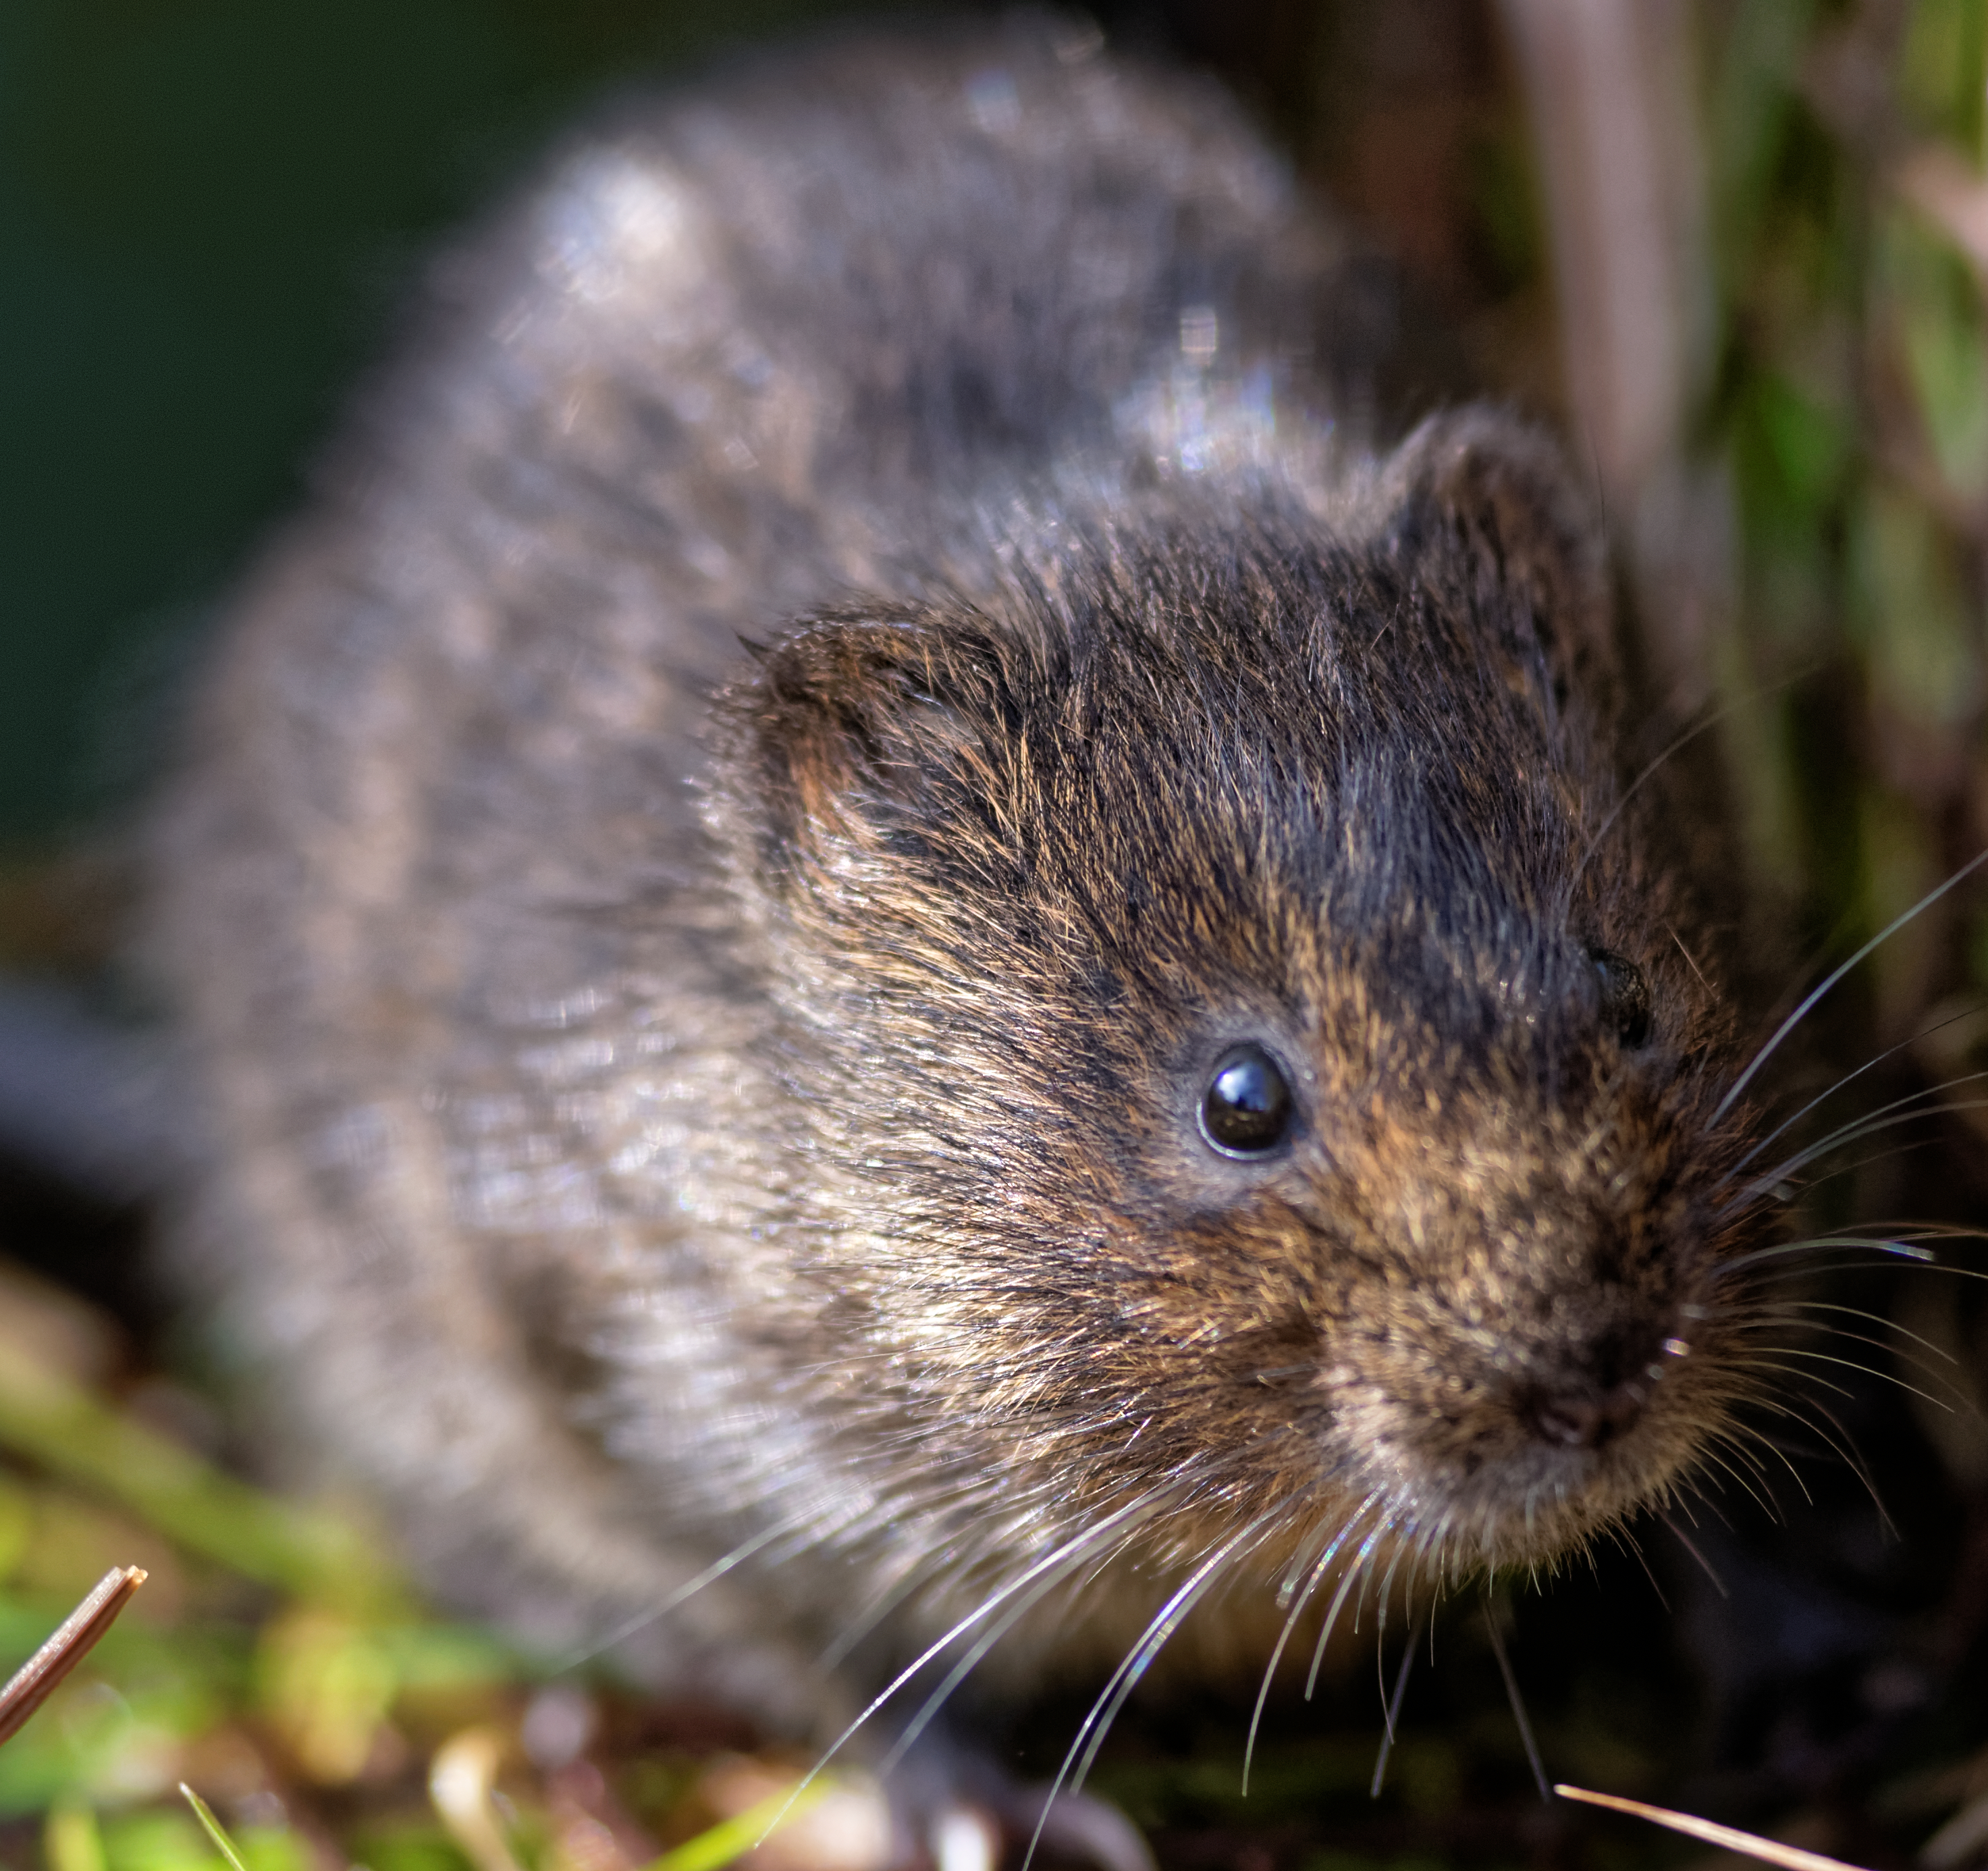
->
[0,1565,147,1747]
[1555,1785,1874,1871]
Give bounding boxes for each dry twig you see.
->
[0,1565,147,1747]
[1556,1784,1875,1871]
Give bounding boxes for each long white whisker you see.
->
[817,1544,959,1672]
[1690,1443,1776,1519]
[1698,1416,1775,1478]
[763,1488,1177,1843]
[1745,1396,1892,1529]
[878,1513,1153,1776]
[1021,1512,1280,1871]
[1784,1300,1960,1362]
[1667,924,1713,993]
[1482,1594,1549,1800]
[1713,849,1988,1123]
[1306,1520,1390,1698]
[1734,1356,1857,1402]
[1723,1097,1988,1208]
[1729,1070,1988,1194]
[557,1517,800,1669]
[1574,697,1740,885]
[1715,1421,1813,1504]
[1751,1343,1956,1413]
[1763,1309,1972,1406]
[1671,1474,1734,1535]
[1717,1234,1935,1276]
[1069,1523,1274,1797]
[1369,1610,1422,1798]
[1243,1492,1382,1795]
[1659,1513,1728,1594]
[1689,1431,1772,1498]
[1611,1522,1670,1610]
[1742,1257,1962,1292]
[1724,1007,1987,1184]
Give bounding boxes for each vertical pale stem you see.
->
[1498,0,1718,704]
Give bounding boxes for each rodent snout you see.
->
[1523,1374,1652,1450]
[1515,1305,1696,1452]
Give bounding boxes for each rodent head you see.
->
[707,411,1761,1608]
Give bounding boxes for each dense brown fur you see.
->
[151,17,1771,1743]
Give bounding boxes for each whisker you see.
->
[1611,1523,1670,1611]
[1732,1356,1857,1402]
[1574,694,1746,886]
[1482,1593,1549,1801]
[1270,1518,1322,1608]
[1724,1097,1988,1208]
[817,1544,957,1673]
[1694,1434,1773,1501]
[1244,1493,1382,1795]
[558,1517,799,1669]
[878,1517,1147,1776]
[1366,1537,1413,1653]
[1715,1421,1812,1505]
[1077,1516,1276,1782]
[1741,1097,1972,1201]
[1690,1443,1776,1519]
[1369,1612,1422,1799]
[1724,1006,1987,1185]
[1768,1136,1971,1204]
[1658,1513,1727,1595]
[1707,1416,1776,1478]
[1742,1257,1967,1294]
[1744,1395,1893,1531]
[1760,1309,1972,1407]
[1750,1343,1956,1414]
[1669,1474,1736,1535]
[1713,849,1988,1124]
[1022,1513,1281,1871]
[770,1487,1180,1840]
[1717,1234,1935,1276]
[1306,1521,1391,1699]
[1667,924,1713,993]
[1775,1300,1958,1358]
[1856,1218,1988,1243]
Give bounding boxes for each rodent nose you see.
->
[1528,1381,1646,1450]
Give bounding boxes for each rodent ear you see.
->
[1375,408,1615,722]
[711,608,1015,889]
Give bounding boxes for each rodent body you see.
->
[154,18,1764,1740]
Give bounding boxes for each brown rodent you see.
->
[151,15,1767,1750]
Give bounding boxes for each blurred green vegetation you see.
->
[1706,0,1988,990]
[0,1266,875,1871]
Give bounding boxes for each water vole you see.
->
[151,15,1767,1748]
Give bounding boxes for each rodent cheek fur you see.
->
[696,448,1765,1616]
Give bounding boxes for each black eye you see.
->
[1200,1043,1295,1157]
[1592,949,1652,1049]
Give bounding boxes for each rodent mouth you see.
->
[1316,1315,1715,1570]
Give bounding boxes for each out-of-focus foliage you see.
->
[1704,0,1988,1020]
[0,1264,892,1871]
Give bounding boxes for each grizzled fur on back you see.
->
[152,16,1769,1736]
